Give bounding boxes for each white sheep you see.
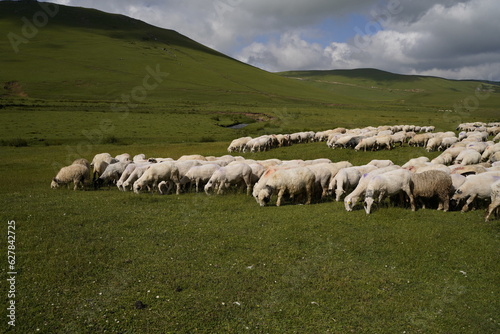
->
[204,163,253,195]
[481,143,500,162]
[133,162,180,194]
[451,172,500,212]
[115,153,131,162]
[344,165,401,211]
[354,137,377,151]
[51,163,90,190]
[90,153,118,180]
[253,167,315,206]
[97,161,132,186]
[122,164,153,191]
[180,164,219,192]
[228,137,252,153]
[363,169,412,214]
[367,160,394,168]
[485,180,500,222]
[329,165,378,201]
[454,149,482,166]
[305,163,333,199]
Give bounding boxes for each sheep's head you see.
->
[51,178,60,189]
[364,197,375,214]
[256,186,272,207]
[344,197,355,212]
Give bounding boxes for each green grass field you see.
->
[1,1,499,333]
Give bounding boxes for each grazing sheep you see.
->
[133,162,180,194]
[228,137,252,153]
[330,165,378,201]
[72,158,91,169]
[253,167,315,206]
[344,165,401,211]
[375,135,392,150]
[454,149,482,166]
[305,163,333,199]
[402,157,430,168]
[90,153,118,181]
[97,161,132,187]
[180,164,219,193]
[409,170,453,211]
[363,169,412,214]
[451,172,500,212]
[354,137,377,151]
[204,163,253,195]
[51,163,90,190]
[485,180,500,222]
[431,153,454,165]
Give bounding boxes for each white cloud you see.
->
[47,0,500,80]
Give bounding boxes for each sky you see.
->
[45,0,500,81]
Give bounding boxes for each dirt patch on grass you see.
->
[3,81,28,97]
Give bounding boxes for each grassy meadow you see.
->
[1,1,499,333]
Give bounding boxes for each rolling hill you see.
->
[0,0,498,146]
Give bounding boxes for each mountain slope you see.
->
[0,1,346,105]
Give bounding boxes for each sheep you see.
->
[72,158,91,169]
[490,152,500,163]
[426,136,442,152]
[481,143,500,161]
[122,164,153,191]
[115,153,131,162]
[375,135,392,150]
[96,161,132,187]
[344,165,401,211]
[51,163,90,190]
[204,163,253,195]
[329,165,378,201]
[438,136,458,151]
[409,170,453,211]
[253,167,315,206]
[228,137,252,153]
[178,154,206,161]
[133,162,180,194]
[354,137,377,151]
[305,163,333,199]
[363,169,413,214]
[180,164,219,193]
[431,153,454,165]
[485,180,500,222]
[402,157,430,169]
[133,154,146,162]
[454,149,482,166]
[90,153,118,181]
[367,160,394,168]
[390,132,406,147]
[451,172,500,212]
[408,133,431,147]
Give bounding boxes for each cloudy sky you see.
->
[48,0,500,81]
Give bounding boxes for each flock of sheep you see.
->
[51,122,500,221]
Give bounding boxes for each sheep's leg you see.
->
[462,195,476,212]
[276,188,286,206]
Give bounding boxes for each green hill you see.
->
[0,1,498,146]
[0,0,343,105]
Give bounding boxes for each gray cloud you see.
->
[48,0,500,80]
